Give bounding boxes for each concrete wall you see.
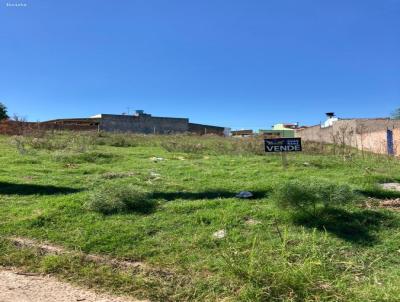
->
[296,119,400,156]
[99,114,189,134]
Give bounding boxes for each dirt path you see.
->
[0,268,147,302]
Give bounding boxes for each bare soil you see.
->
[0,268,147,302]
[364,197,400,210]
[8,237,146,270]
[380,182,400,192]
[380,198,400,208]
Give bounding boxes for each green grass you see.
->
[1,132,400,301]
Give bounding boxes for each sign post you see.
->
[387,129,394,156]
[281,152,288,168]
[264,138,302,167]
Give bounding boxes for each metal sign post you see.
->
[264,138,302,168]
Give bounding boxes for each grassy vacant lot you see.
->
[1,132,400,301]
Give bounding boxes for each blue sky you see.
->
[0,0,399,129]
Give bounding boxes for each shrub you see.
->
[161,140,208,154]
[274,180,319,214]
[94,132,156,147]
[11,136,27,155]
[85,184,155,214]
[95,133,139,147]
[160,135,264,155]
[101,171,136,179]
[11,131,97,152]
[53,151,116,164]
[274,180,357,215]
[13,131,267,156]
[318,182,356,207]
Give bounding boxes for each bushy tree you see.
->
[0,102,8,121]
[391,108,400,120]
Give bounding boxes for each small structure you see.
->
[223,127,231,137]
[321,112,338,128]
[231,129,254,137]
[259,123,304,138]
[188,122,225,136]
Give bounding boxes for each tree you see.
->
[391,108,400,120]
[0,102,8,121]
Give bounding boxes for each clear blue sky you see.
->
[1,0,399,129]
